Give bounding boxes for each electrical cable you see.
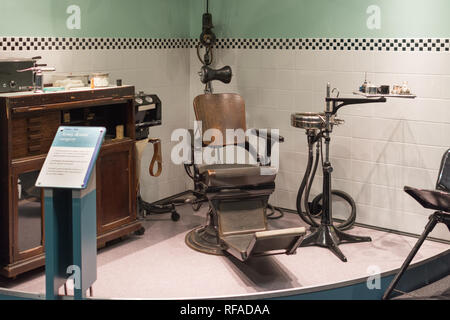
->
[266,204,284,219]
[295,132,357,230]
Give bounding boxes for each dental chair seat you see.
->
[198,163,277,188]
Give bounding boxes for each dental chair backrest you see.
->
[436,149,450,192]
[193,93,247,147]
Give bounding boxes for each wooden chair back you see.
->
[193,93,247,146]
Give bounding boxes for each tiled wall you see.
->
[189,39,450,240]
[2,36,449,240]
[0,39,191,203]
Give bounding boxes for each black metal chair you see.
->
[383,149,450,300]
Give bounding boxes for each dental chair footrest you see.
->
[220,227,306,261]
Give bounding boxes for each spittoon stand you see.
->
[291,84,386,262]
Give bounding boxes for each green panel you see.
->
[3,0,449,39]
[0,0,189,38]
[189,0,450,39]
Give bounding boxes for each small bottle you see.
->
[359,72,368,93]
[401,81,410,94]
[90,78,95,89]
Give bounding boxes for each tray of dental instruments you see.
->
[353,91,416,99]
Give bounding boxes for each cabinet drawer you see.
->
[11,111,60,159]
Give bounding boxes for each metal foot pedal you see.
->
[221,227,306,261]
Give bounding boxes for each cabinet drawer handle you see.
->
[28,145,40,152]
[28,125,42,133]
[28,117,42,124]
[28,133,42,140]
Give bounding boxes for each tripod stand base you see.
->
[300,224,371,262]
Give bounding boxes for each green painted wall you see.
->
[189,0,450,39]
[1,1,449,39]
[0,0,189,38]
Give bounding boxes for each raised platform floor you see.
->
[0,204,448,300]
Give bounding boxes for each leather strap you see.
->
[149,138,162,177]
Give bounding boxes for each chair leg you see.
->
[382,212,439,300]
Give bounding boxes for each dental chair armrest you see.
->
[249,128,284,143]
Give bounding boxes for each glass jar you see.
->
[90,72,109,87]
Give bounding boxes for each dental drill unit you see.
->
[291,83,386,262]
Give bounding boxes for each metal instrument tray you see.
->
[353,91,417,99]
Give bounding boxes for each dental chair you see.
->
[383,148,450,299]
[185,93,306,261]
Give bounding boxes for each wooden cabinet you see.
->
[96,140,137,245]
[0,86,142,278]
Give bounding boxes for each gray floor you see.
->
[0,204,448,299]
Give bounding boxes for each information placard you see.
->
[36,126,106,189]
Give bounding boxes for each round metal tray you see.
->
[291,112,327,130]
[291,112,343,130]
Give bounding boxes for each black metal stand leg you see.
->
[382,213,439,300]
[335,227,372,243]
[301,224,371,262]
[325,227,347,262]
[300,227,321,246]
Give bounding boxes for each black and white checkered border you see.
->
[0,37,191,51]
[209,38,450,51]
[1,37,450,52]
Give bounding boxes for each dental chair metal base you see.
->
[185,186,305,261]
[186,222,223,255]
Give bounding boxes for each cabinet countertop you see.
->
[0,85,134,98]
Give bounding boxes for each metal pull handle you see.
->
[332,87,340,98]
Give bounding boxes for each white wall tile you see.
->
[351,138,373,161]
[188,46,450,240]
[294,50,315,70]
[403,121,450,147]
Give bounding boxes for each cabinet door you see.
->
[96,141,136,234]
[11,157,46,262]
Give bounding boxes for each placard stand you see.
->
[36,126,105,300]
[44,172,97,300]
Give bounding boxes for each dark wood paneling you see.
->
[96,140,136,234]
[0,101,11,264]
